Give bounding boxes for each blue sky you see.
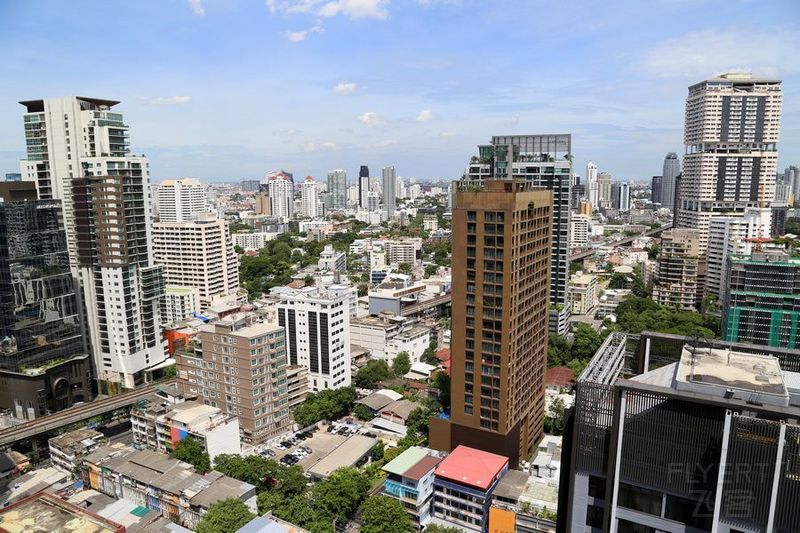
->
[0,0,798,182]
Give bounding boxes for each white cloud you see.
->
[416,109,433,122]
[642,28,800,78]
[333,82,357,94]
[267,0,388,20]
[284,24,323,42]
[320,141,337,148]
[359,111,384,125]
[188,0,205,16]
[139,96,192,106]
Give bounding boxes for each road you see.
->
[569,224,671,262]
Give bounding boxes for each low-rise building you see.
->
[596,288,631,319]
[233,231,280,252]
[0,492,125,533]
[431,445,509,532]
[317,244,346,273]
[368,276,427,316]
[306,434,378,480]
[568,273,598,316]
[162,286,202,324]
[382,446,444,528]
[48,428,106,475]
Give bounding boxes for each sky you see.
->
[0,0,798,183]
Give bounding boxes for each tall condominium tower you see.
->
[155,178,207,222]
[73,174,167,390]
[676,73,782,255]
[0,195,91,418]
[596,172,612,208]
[266,171,294,221]
[652,229,700,310]
[611,182,631,211]
[327,169,347,210]
[276,286,352,392]
[651,176,663,204]
[382,166,397,218]
[300,176,321,218]
[152,214,239,310]
[785,165,800,206]
[660,152,680,209]
[429,180,553,467]
[463,134,572,334]
[358,165,370,209]
[586,161,598,209]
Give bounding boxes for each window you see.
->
[664,494,712,530]
[588,475,606,499]
[617,483,662,517]
[586,505,604,528]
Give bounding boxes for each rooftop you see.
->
[48,428,105,451]
[307,435,377,479]
[0,492,124,533]
[434,445,508,491]
[492,469,530,502]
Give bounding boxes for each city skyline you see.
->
[0,1,798,182]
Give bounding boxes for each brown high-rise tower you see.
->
[429,180,552,467]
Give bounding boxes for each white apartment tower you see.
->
[300,176,321,218]
[152,214,240,310]
[327,169,347,210]
[19,97,167,390]
[156,178,207,222]
[586,161,598,209]
[266,171,294,221]
[661,152,680,209]
[276,286,351,391]
[570,213,590,247]
[382,166,397,218]
[676,73,782,255]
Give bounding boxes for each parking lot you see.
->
[259,421,369,471]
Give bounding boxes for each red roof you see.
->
[435,348,451,362]
[434,445,508,491]
[545,366,574,387]
[440,360,451,376]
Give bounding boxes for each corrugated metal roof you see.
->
[382,446,428,477]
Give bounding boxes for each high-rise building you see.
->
[161,286,201,324]
[155,178,207,222]
[652,229,700,310]
[676,73,782,255]
[660,152,680,208]
[722,248,800,349]
[650,175,663,204]
[705,208,771,302]
[175,314,291,444]
[266,171,294,221]
[240,179,260,192]
[786,165,800,206]
[429,180,553,467]
[586,161,598,209]
[570,214,591,248]
[73,174,167,390]
[367,191,381,212]
[358,165,370,209]
[596,172,612,208]
[276,286,352,392]
[0,198,91,418]
[255,192,271,216]
[300,176,321,218]
[463,134,572,334]
[611,182,631,210]
[152,214,239,310]
[382,166,397,218]
[563,332,800,532]
[571,183,586,208]
[775,172,792,206]
[326,169,347,210]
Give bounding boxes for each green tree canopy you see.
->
[424,525,462,533]
[358,495,414,533]
[544,396,567,436]
[433,371,451,412]
[293,387,357,427]
[311,467,371,525]
[172,437,210,474]
[615,296,718,338]
[196,498,254,533]
[353,403,374,421]
[397,262,414,276]
[392,351,411,376]
[354,360,392,389]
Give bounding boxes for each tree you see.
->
[544,396,567,436]
[353,403,374,421]
[354,360,392,389]
[304,274,315,286]
[358,496,414,533]
[615,296,719,338]
[370,442,384,462]
[433,371,450,411]
[398,262,414,276]
[424,525,463,533]
[420,342,439,365]
[392,351,411,376]
[293,387,357,427]
[424,264,438,278]
[172,437,210,474]
[196,498,254,533]
[311,467,371,524]
[405,407,430,437]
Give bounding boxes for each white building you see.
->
[569,273,598,315]
[275,286,351,391]
[570,214,591,247]
[318,244,346,273]
[266,171,294,221]
[586,161,598,210]
[705,208,772,302]
[300,176,321,218]
[327,169,347,210]
[384,239,421,267]
[597,289,632,319]
[156,178,207,222]
[162,286,202,324]
[423,216,438,232]
[233,231,279,252]
[153,215,239,310]
[383,166,397,218]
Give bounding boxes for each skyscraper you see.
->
[0,197,91,418]
[73,174,167,390]
[382,166,397,218]
[651,175,663,204]
[652,229,700,310]
[660,152,680,208]
[676,73,782,255]
[266,171,294,221]
[611,181,630,211]
[785,165,799,206]
[152,214,240,310]
[463,134,572,334]
[155,178,207,222]
[586,161,598,209]
[326,169,347,210]
[300,176,321,218]
[358,165,370,209]
[596,172,612,208]
[429,180,553,467]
